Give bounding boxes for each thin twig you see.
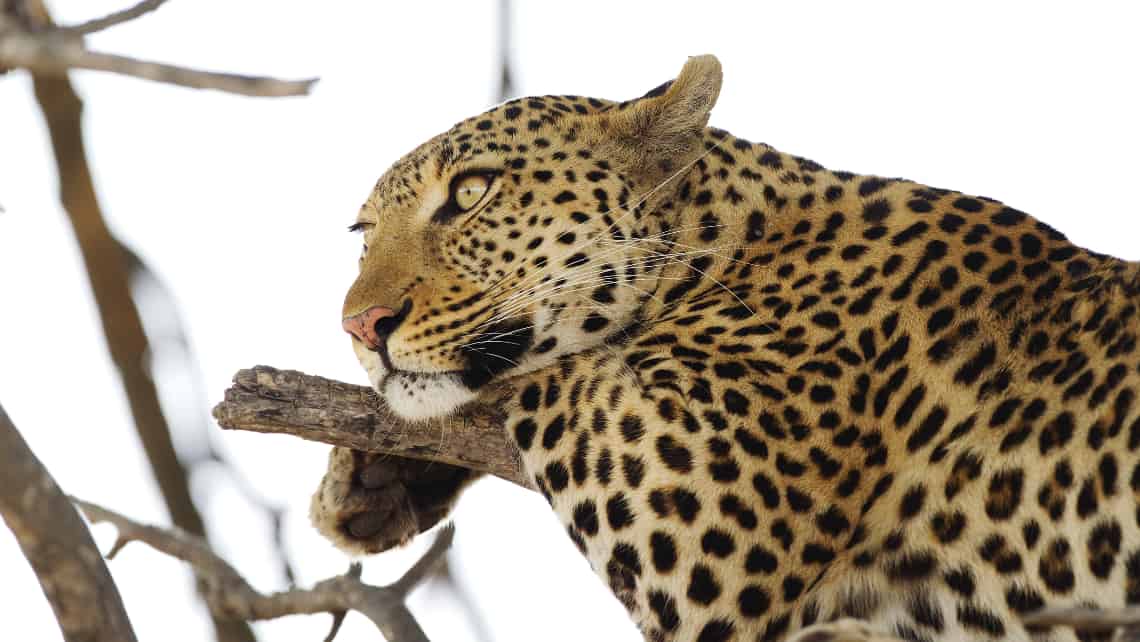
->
[122,237,299,587]
[75,498,450,642]
[2,26,316,96]
[321,565,358,642]
[57,0,169,35]
[432,556,495,642]
[496,0,513,102]
[391,524,457,596]
[1024,607,1140,631]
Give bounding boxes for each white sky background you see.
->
[1,1,1138,640]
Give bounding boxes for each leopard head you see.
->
[342,56,722,420]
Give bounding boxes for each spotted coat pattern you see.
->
[314,56,1140,642]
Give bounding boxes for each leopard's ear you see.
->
[594,55,722,179]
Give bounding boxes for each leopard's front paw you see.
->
[310,447,475,555]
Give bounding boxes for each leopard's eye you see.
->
[433,170,499,224]
[454,174,490,210]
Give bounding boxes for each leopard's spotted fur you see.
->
[311,56,1140,642]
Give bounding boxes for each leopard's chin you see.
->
[379,370,478,422]
[353,343,477,421]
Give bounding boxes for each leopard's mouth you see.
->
[357,346,463,391]
[456,317,535,390]
[352,316,534,420]
[354,335,464,384]
[377,367,465,390]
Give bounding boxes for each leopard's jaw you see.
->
[352,340,475,420]
[380,371,476,421]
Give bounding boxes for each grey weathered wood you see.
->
[0,402,139,642]
[77,499,453,642]
[212,366,532,490]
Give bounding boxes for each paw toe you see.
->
[311,448,419,555]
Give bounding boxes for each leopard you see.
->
[309,55,1140,641]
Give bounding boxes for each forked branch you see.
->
[0,0,316,96]
[75,498,454,642]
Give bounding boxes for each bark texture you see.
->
[212,366,531,490]
[0,402,138,642]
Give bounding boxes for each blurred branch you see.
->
[213,366,533,490]
[196,456,298,586]
[0,402,139,642]
[122,238,298,587]
[0,3,316,96]
[434,555,494,642]
[1024,607,1140,632]
[2,22,316,96]
[76,498,451,642]
[31,58,256,642]
[496,0,512,101]
[57,0,169,35]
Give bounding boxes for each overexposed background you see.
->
[2,2,1138,640]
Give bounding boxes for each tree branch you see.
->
[2,24,316,96]
[495,0,513,102]
[57,0,169,36]
[75,498,452,642]
[0,4,315,96]
[1023,607,1140,632]
[212,366,532,490]
[0,402,139,642]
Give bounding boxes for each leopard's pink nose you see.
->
[342,305,398,350]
